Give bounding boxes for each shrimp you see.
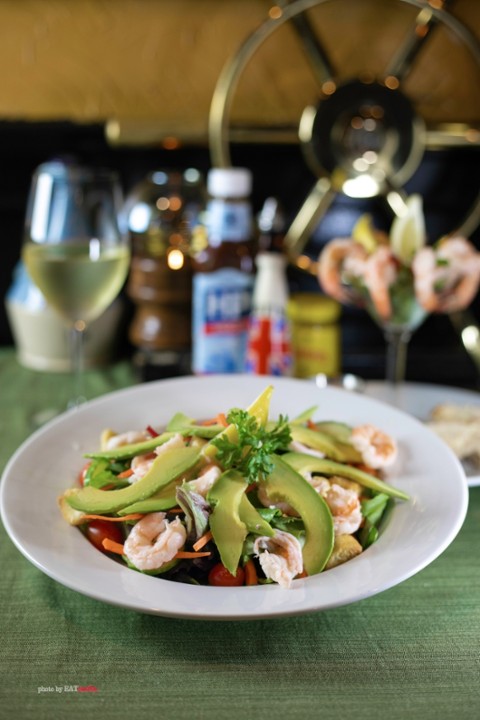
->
[306,473,331,496]
[129,433,186,484]
[304,474,362,536]
[412,236,480,313]
[323,482,363,536]
[123,512,187,571]
[317,238,368,304]
[288,440,325,459]
[411,246,438,313]
[188,464,222,497]
[105,430,150,451]
[362,245,398,321]
[253,530,303,588]
[130,453,156,481]
[351,423,397,469]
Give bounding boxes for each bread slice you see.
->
[426,403,480,463]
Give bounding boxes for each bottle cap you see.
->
[207,167,252,198]
[287,293,341,323]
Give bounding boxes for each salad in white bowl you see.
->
[58,384,409,589]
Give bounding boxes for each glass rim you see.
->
[32,161,120,184]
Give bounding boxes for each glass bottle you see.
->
[245,197,292,375]
[191,167,256,374]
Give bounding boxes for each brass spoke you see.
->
[226,122,480,150]
[384,5,438,82]
[228,124,299,145]
[284,178,336,274]
[281,1,335,86]
[425,123,480,150]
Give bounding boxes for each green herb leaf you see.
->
[211,409,292,483]
[84,458,131,489]
[359,492,390,549]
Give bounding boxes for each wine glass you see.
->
[21,161,130,416]
[362,269,427,386]
[317,196,480,408]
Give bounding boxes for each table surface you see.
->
[1,347,479,720]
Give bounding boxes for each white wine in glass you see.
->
[22,161,130,416]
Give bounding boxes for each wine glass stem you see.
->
[69,322,87,410]
[384,328,411,385]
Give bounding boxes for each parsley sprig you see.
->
[211,409,292,483]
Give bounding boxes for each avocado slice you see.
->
[314,421,354,444]
[289,425,361,463]
[117,481,179,515]
[207,470,249,574]
[291,406,318,423]
[86,424,222,462]
[166,412,224,439]
[282,452,409,501]
[66,446,201,514]
[313,421,364,463]
[260,455,334,576]
[85,432,176,461]
[239,494,274,537]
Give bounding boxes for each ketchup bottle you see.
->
[245,198,292,376]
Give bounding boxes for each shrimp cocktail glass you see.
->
[317,195,480,388]
[22,162,130,420]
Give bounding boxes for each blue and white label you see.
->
[206,200,252,245]
[192,268,254,373]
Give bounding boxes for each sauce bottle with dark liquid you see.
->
[192,168,256,374]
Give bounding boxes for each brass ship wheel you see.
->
[209,0,480,274]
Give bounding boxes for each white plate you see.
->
[363,381,480,487]
[0,375,469,620]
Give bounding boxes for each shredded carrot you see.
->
[146,424,159,437]
[102,538,125,555]
[201,413,229,427]
[167,507,184,514]
[192,530,213,552]
[244,559,258,586]
[174,550,211,559]
[117,468,134,478]
[307,419,317,430]
[355,463,380,477]
[83,513,144,522]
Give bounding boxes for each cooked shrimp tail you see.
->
[123,512,187,571]
[317,238,368,305]
[253,530,303,588]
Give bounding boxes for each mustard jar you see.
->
[286,293,341,378]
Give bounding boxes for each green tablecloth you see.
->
[0,348,479,720]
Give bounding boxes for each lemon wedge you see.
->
[390,194,426,265]
[352,213,380,253]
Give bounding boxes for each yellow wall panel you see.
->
[0,0,478,143]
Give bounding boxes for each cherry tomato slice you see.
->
[77,461,92,487]
[85,520,124,553]
[208,563,245,587]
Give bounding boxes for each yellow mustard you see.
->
[286,293,341,378]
